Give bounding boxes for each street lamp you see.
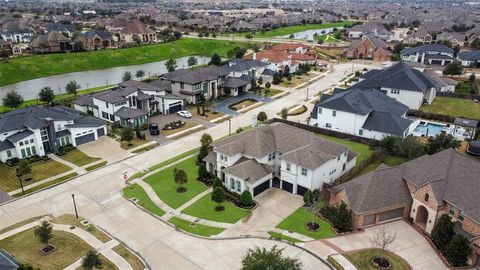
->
[71,194,79,219]
[228,119,231,136]
[306,87,310,101]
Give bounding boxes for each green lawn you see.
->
[59,149,101,167]
[357,155,407,176]
[276,207,335,240]
[233,21,356,38]
[123,183,166,217]
[315,34,342,43]
[0,159,72,192]
[268,231,303,243]
[15,172,78,197]
[420,97,480,120]
[181,193,250,223]
[261,88,284,97]
[0,38,250,87]
[85,161,108,172]
[144,156,207,209]
[112,245,145,270]
[316,134,373,164]
[344,249,411,270]
[169,217,225,237]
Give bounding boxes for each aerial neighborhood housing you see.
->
[457,50,480,67]
[401,44,455,66]
[0,106,106,163]
[203,122,357,198]
[343,37,392,61]
[328,148,480,267]
[346,21,393,41]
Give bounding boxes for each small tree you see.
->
[135,70,145,80]
[165,58,177,72]
[209,53,222,66]
[303,190,322,230]
[443,61,463,76]
[2,90,24,109]
[197,133,213,164]
[82,250,103,270]
[187,56,198,67]
[212,176,223,189]
[392,136,425,160]
[257,111,267,122]
[122,71,132,82]
[369,225,396,265]
[0,49,11,61]
[120,127,134,142]
[66,80,80,96]
[39,87,55,105]
[265,82,271,90]
[211,187,225,211]
[245,33,253,40]
[174,168,188,192]
[198,163,208,179]
[280,107,288,119]
[469,73,476,82]
[335,202,353,232]
[426,133,461,155]
[34,220,53,247]
[17,159,32,180]
[283,65,290,77]
[431,214,455,252]
[239,190,253,207]
[444,234,472,267]
[241,246,302,270]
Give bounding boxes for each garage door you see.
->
[362,214,376,226]
[378,207,404,222]
[281,181,293,193]
[97,127,105,137]
[253,179,270,197]
[296,185,308,196]
[430,60,442,65]
[168,104,182,114]
[75,133,95,146]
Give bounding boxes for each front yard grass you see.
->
[181,192,250,224]
[112,245,145,270]
[344,249,411,270]
[276,207,335,240]
[51,214,112,243]
[59,149,101,167]
[15,172,78,197]
[229,99,258,111]
[188,106,225,121]
[144,156,207,209]
[85,161,108,171]
[161,122,201,137]
[420,97,480,120]
[316,134,373,164]
[123,183,166,217]
[169,217,225,237]
[268,231,303,243]
[120,137,149,150]
[0,159,72,192]
[0,228,91,269]
[280,72,319,87]
[0,216,47,235]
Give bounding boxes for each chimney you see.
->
[252,52,256,60]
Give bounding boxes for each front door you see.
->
[43,141,51,153]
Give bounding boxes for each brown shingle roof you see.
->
[224,158,274,183]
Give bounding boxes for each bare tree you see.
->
[369,225,396,266]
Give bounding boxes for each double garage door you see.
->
[168,104,183,114]
[75,128,105,146]
[253,179,270,197]
[362,207,405,227]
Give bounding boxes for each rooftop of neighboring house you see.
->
[226,59,269,72]
[121,19,155,35]
[0,249,19,270]
[223,158,274,183]
[0,20,32,34]
[167,65,230,84]
[457,50,480,61]
[346,37,387,51]
[78,29,111,40]
[244,50,315,64]
[212,122,356,170]
[0,106,105,134]
[401,44,454,56]
[270,43,310,52]
[311,88,412,136]
[113,106,148,119]
[30,31,70,47]
[331,148,480,223]
[45,22,76,33]
[355,62,438,92]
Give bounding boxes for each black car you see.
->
[149,123,160,135]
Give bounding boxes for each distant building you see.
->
[401,44,455,66]
[344,37,392,61]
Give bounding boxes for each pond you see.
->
[279,26,343,40]
[0,56,210,100]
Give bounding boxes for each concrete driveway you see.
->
[77,136,132,163]
[305,220,448,270]
[146,114,214,144]
[214,93,273,116]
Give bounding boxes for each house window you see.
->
[6,150,12,158]
[24,140,29,145]
[30,139,34,143]
[26,147,31,156]
[19,141,23,146]
[230,178,235,190]
[391,89,400,95]
[450,206,456,215]
[106,102,109,108]
[301,167,307,176]
[236,181,241,192]
[459,211,464,222]
[326,123,332,128]
[318,107,322,114]
[101,112,109,119]
[332,110,337,117]
[31,146,36,155]
[424,193,429,202]
[268,152,275,161]
[180,82,185,90]
[110,114,115,121]
[359,129,364,136]
[21,149,26,158]
[57,124,62,130]
[286,163,291,172]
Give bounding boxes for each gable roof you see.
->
[401,44,454,56]
[224,158,274,183]
[0,249,19,270]
[457,50,480,61]
[168,65,229,84]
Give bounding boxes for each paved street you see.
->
[0,63,392,269]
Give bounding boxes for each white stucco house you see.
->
[203,122,357,197]
[401,44,455,66]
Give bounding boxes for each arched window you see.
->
[236,180,241,192]
[424,193,429,202]
[230,178,235,190]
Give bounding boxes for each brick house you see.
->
[344,37,392,61]
[328,148,480,267]
[30,31,72,53]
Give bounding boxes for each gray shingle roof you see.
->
[362,111,412,136]
[113,107,147,119]
[0,249,19,269]
[401,44,454,56]
[224,158,274,183]
[222,76,250,88]
[457,50,480,61]
[169,65,229,84]
[6,129,33,143]
[0,140,14,151]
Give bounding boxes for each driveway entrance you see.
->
[214,92,273,116]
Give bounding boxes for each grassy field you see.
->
[420,97,480,120]
[276,207,335,240]
[357,155,407,176]
[0,159,72,192]
[162,122,201,136]
[316,134,373,164]
[188,106,225,121]
[120,138,149,150]
[0,228,92,269]
[182,192,250,223]
[112,245,145,270]
[85,161,108,171]
[234,21,356,38]
[279,72,319,87]
[59,149,101,167]
[268,231,303,243]
[0,38,250,87]
[123,183,166,217]
[344,249,411,270]
[51,214,112,243]
[230,99,258,111]
[0,216,46,235]
[169,217,225,237]
[14,172,78,197]
[144,156,207,209]
[131,143,159,154]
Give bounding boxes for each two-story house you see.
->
[353,62,439,109]
[347,22,394,41]
[344,37,392,61]
[0,106,106,162]
[401,44,455,66]
[328,148,480,267]
[203,122,357,197]
[457,50,480,68]
[0,21,34,44]
[309,88,413,140]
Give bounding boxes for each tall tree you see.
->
[165,58,177,72]
[17,160,32,180]
[241,246,302,270]
[211,187,225,211]
[197,133,213,164]
[444,234,471,267]
[174,168,188,192]
[187,56,198,67]
[82,250,103,270]
[209,53,222,66]
[2,90,24,109]
[431,214,455,252]
[335,201,353,232]
[122,71,132,82]
[34,220,53,247]
[39,87,55,105]
[135,70,145,80]
[66,80,80,96]
[425,133,461,155]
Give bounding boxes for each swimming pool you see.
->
[413,121,445,137]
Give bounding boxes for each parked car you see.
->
[177,111,192,118]
[149,123,160,135]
